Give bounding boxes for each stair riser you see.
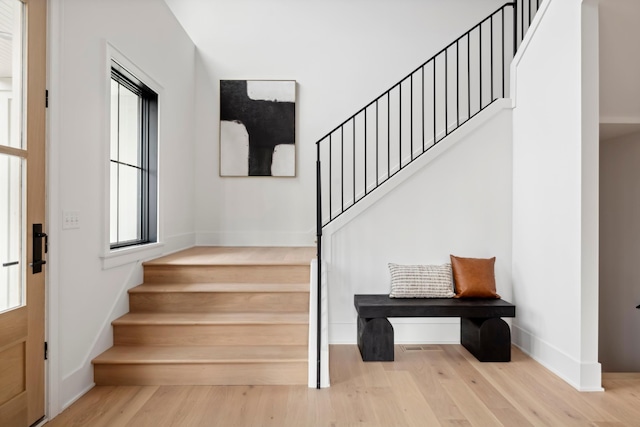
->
[114,325,308,346]
[144,265,310,284]
[129,292,310,313]
[94,362,308,386]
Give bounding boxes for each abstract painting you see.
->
[220,80,296,177]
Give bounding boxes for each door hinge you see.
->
[45,90,48,108]
[44,342,48,360]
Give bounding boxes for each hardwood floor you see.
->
[48,345,640,426]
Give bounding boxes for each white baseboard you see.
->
[60,381,95,413]
[100,232,196,270]
[163,232,197,254]
[196,230,315,247]
[512,324,603,392]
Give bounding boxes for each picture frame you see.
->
[219,79,296,177]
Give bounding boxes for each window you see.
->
[110,61,157,249]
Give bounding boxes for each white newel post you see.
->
[308,258,330,388]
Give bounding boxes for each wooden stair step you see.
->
[141,247,315,285]
[113,312,309,325]
[128,283,309,313]
[129,282,310,293]
[143,247,316,266]
[112,313,309,346]
[92,345,308,364]
[143,264,311,284]
[92,346,308,386]
[93,362,307,386]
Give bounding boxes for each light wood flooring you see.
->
[48,345,640,426]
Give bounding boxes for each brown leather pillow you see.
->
[450,255,500,298]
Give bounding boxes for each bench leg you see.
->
[357,317,394,361]
[460,317,511,362]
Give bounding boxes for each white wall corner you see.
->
[46,0,63,418]
[580,0,602,391]
[162,232,196,254]
[308,259,330,388]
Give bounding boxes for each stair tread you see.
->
[129,282,309,293]
[93,345,308,364]
[143,246,316,267]
[113,312,309,325]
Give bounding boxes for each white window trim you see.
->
[101,42,164,270]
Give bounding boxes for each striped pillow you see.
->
[388,263,455,298]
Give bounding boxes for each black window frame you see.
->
[109,60,158,250]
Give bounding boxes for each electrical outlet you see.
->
[63,211,80,229]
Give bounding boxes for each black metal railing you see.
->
[313,0,541,389]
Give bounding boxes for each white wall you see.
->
[599,131,640,372]
[326,102,513,344]
[48,0,196,414]
[164,0,507,246]
[511,0,601,391]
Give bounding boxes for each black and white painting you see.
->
[220,80,296,177]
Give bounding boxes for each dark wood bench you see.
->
[354,294,516,362]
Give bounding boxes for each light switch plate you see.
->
[63,211,80,229]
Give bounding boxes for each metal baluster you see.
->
[399,84,402,170]
[364,109,368,195]
[410,74,414,160]
[457,40,460,127]
[387,93,390,181]
[468,33,471,121]
[328,135,332,220]
[480,23,483,110]
[422,66,425,152]
[341,126,344,213]
[502,8,505,97]
[433,58,437,145]
[445,48,448,136]
[491,15,494,102]
[353,120,356,206]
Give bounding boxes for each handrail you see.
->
[316,2,515,230]
[316,2,516,147]
[314,0,541,389]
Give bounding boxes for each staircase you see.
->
[92,247,314,386]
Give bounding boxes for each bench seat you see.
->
[354,294,516,363]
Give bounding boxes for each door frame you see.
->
[24,0,47,424]
[0,0,47,425]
